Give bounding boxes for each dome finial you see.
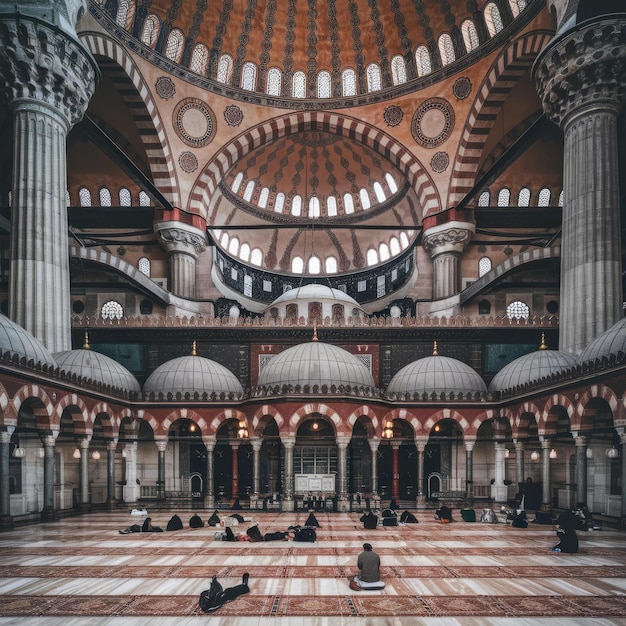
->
[539,333,548,350]
[83,331,90,350]
[312,320,318,342]
[433,340,438,356]
[191,340,197,356]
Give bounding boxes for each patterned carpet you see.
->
[0,509,625,625]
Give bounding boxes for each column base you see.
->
[0,514,14,531]
[105,499,118,510]
[281,498,295,512]
[79,503,91,514]
[41,507,57,522]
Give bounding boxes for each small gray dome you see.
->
[489,348,576,394]
[0,314,57,366]
[387,354,487,398]
[144,354,243,397]
[578,317,626,364]
[54,348,141,393]
[257,341,375,390]
[271,284,361,307]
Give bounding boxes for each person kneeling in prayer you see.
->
[350,543,385,590]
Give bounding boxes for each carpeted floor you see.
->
[0,509,625,625]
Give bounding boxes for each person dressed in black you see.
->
[360,511,378,529]
[199,573,250,612]
[141,517,163,532]
[435,506,453,523]
[551,510,578,553]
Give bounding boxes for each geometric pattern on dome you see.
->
[488,349,577,394]
[0,314,57,366]
[54,349,141,393]
[577,317,626,365]
[143,355,243,396]
[386,355,487,397]
[257,342,375,390]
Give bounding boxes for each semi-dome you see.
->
[0,313,57,367]
[386,344,487,398]
[54,336,141,393]
[578,317,626,364]
[488,337,576,393]
[271,284,361,307]
[257,340,375,391]
[144,344,243,397]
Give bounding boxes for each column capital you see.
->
[533,18,626,130]
[335,435,350,449]
[280,435,296,449]
[155,439,168,453]
[573,435,589,447]
[154,220,208,258]
[0,432,10,444]
[0,16,98,128]
[422,221,475,258]
[368,437,381,453]
[414,436,428,452]
[202,435,216,451]
[465,439,476,453]
[251,437,263,452]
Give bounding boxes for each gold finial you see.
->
[312,320,318,342]
[191,340,197,356]
[539,333,547,350]
[83,331,90,350]
[433,340,438,356]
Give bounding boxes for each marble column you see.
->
[574,435,589,507]
[492,441,508,503]
[336,435,349,512]
[42,433,57,521]
[541,438,552,510]
[203,436,216,509]
[390,441,401,503]
[368,438,381,510]
[78,437,90,512]
[0,430,13,528]
[415,438,427,505]
[250,438,262,509]
[465,439,475,503]
[618,429,626,524]
[154,221,207,299]
[534,18,626,354]
[122,442,138,504]
[281,436,295,512]
[230,441,240,504]
[514,440,525,488]
[156,440,167,502]
[106,440,117,508]
[0,14,97,352]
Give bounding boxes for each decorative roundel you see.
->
[173,98,216,148]
[224,104,244,127]
[155,76,175,100]
[453,76,472,100]
[430,151,449,173]
[178,151,198,173]
[411,98,455,149]
[383,104,403,127]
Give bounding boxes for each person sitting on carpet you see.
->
[189,514,204,528]
[305,512,320,527]
[512,510,528,528]
[350,543,384,590]
[207,510,221,526]
[435,506,453,523]
[360,511,378,529]
[166,514,183,531]
[551,510,578,553]
[199,573,250,612]
[141,517,163,532]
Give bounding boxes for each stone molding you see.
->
[533,18,626,129]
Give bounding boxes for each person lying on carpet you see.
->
[551,510,578,553]
[199,573,250,612]
[350,543,385,591]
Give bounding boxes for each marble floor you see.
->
[0,508,625,625]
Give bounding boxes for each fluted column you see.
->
[155,439,167,502]
[230,441,240,504]
[336,435,349,512]
[465,439,475,503]
[106,440,117,508]
[250,438,262,509]
[492,441,508,503]
[0,14,97,352]
[78,437,90,512]
[203,436,216,509]
[534,18,626,354]
[541,438,552,510]
[0,430,13,527]
[122,442,138,503]
[573,435,589,506]
[415,437,427,505]
[390,441,401,503]
[514,439,525,488]
[368,438,380,496]
[42,433,57,520]
[154,220,207,299]
[281,436,295,512]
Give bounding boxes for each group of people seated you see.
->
[359,505,419,529]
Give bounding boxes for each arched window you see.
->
[508,0,527,17]
[479,299,491,315]
[478,190,490,206]
[291,256,304,274]
[119,187,132,206]
[517,187,531,207]
[99,187,112,206]
[390,237,400,255]
[309,197,320,218]
[274,192,285,213]
[217,54,234,84]
[190,44,209,74]
[385,173,398,194]
[228,237,239,255]
[101,300,124,320]
[250,248,263,266]
[366,63,382,92]
[138,257,150,276]
[478,256,492,277]
[343,193,354,214]
[308,255,321,274]
[220,232,229,248]
[139,190,150,206]
[507,300,530,320]
[327,195,337,217]
[293,71,306,98]
[258,187,270,209]
[243,180,255,202]
[291,195,302,216]
[366,248,378,266]
[461,19,480,51]
[165,29,184,62]
[79,187,92,206]
[415,46,432,77]
[266,67,282,96]
[484,2,504,37]
[497,188,511,207]
[537,187,551,206]
[239,243,250,262]
[115,0,131,29]
[140,14,160,47]
[400,232,410,249]
[373,182,386,203]
[241,62,257,91]
[391,55,407,85]
[359,188,371,210]
[342,68,357,96]
[379,243,390,261]
[326,256,338,273]
[317,71,331,98]
[231,172,244,194]
[438,33,456,66]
